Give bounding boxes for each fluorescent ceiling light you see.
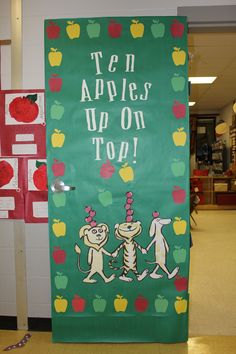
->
[189,102,196,106]
[189,76,217,84]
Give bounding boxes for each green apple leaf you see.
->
[26,94,38,103]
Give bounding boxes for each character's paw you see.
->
[142,248,147,254]
[168,267,179,279]
[137,269,149,281]
[119,275,133,282]
[83,278,97,283]
[150,273,163,279]
[105,274,116,283]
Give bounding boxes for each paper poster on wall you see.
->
[24,158,48,223]
[45,16,189,343]
[24,191,48,223]
[0,157,24,219]
[0,90,46,158]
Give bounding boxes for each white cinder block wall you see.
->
[1,0,236,319]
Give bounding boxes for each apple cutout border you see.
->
[45,17,186,40]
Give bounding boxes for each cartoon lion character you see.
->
[109,221,148,282]
[74,223,115,283]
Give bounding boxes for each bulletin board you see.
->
[45,16,190,343]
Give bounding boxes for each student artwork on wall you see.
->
[0,157,24,219]
[0,90,48,222]
[24,158,48,223]
[45,16,189,343]
[0,89,46,157]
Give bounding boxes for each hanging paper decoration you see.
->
[0,157,24,219]
[0,90,45,157]
[0,89,48,222]
[45,16,189,343]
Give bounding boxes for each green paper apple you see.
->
[151,20,165,38]
[155,295,169,313]
[87,20,101,38]
[50,101,65,120]
[173,246,187,264]
[171,74,185,92]
[93,295,107,312]
[54,272,68,289]
[98,189,112,207]
[52,192,66,207]
[171,159,186,177]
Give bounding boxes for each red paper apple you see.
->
[172,101,186,119]
[108,20,122,38]
[9,94,39,123]
[135,295,149,312]
[100,160,115,179]
[49,74,62,92]
[171,19,184,38]
[46,21,60,39]
[51,159,65,177]
[52,246,66,264]
[33,161,48,191]
[174,275,188,292]
[0,160,14,188]
[172,186,186,204]
[72,295,86,312]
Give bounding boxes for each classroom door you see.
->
[45,16,190,343]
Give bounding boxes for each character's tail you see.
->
[109,259,123,271]
[74,243,90,274]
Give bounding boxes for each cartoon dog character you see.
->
[146,216,179,279]
[74,223,115,283]
[109,221,148,282]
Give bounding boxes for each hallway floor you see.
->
[0,331,236,354]
[189,210,236,336]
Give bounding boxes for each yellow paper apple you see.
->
[114,295,128,312]
[51,129,65,148]
[52,219,66,237]
[172,128,187,146]
[174,296,188,314]
[48,48,62,67]
[173,217,187,235]
[130,20,144,38]
[66,21,80,39]
[172,47,186,66]
[119,162,134,183]
[54,296,68,313]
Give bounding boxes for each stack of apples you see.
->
[84,206,97,227]
[124,191,134,222]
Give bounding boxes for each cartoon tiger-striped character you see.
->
[109,221,148,282]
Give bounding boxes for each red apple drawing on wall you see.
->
[170,19,184,38]
[174,275,188,292]
[52,246,66,264]
[72,295,86,312]
[46,21,60,39]
[51,159,65,177]
[9,94,39,123]
[172,101,186,118]
[135,295,149,312]
[33,161,48,191]
[0,160,14,188]
[100,160,115,179]
[49,74,63,92]
[108,20,122,38]
[172,186,186,204]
